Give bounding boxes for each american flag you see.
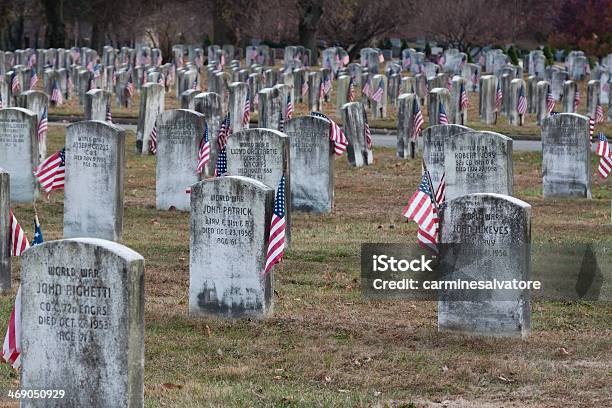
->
[446,77,452,91]
[215,148,227,177]
[517,85,527,115]
[278,111,285,132]
[196,123,211,174]
[50,81,63,105]
[402,172,439,254]
[495,81,503,110]
[319,82,325,102]
[589,117,595,139]
[2,210,30,369]
[106,102,112,123]
[301,80,309,98]
[598,154,612,178]
[126,75,134,98]
[310,111,348,155]
[342,54,349,65]
[34,147,65,193]
[435,172,446,204]
[597,133,610,157]
[29,68,38,88]
[438,102,449,125]
[9,210,30,256]
[285,94,293,120]
[218,113,231,150]
[364,113,372,149]
[27,52,36,68]
[595,104,605,123]
[371,81,384,103]
[149,125,158,154]
[362,77,372,98]
[11,74,20,94]
[37,106,48,142]
[347,77,355,102]
[471,71,478,91]
[546,86,555,113]
[322,74,332,96]
[411,99,424,141]
[459,82,469,110]
[243,90,251,126]
[574,89,581,111]
[264,175,286,275]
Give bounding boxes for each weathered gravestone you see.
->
[0,170,8,291]
[479,75,498,125]
[136,82,164,154]
[180,89,199,110]
[257,87,282,131]
[226,128,291,244]
[342,101,373,167]
[84,89,111,122]
[443,131,513,201]
[20,238,144,407]
[228,82,250,132]
[438,193,531,338]
[563,80,578,113]
[541,113,591,198]
[64,121,125,241]
[586,80,601,119]
[428,88,451,126]
[19,90,49,160]
[396,93,421,159]
[536,81,552,125]
[0,108,38,203]
[422,124,473,194]
[189,176,274,318]
[156,109,206,211]
[284,116,334,213]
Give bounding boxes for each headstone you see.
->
[64,121,125,241]
[535,81,551,125]
[0,170,9,291]
[396,93,420,159]
[551,70,569,101]
[136,83,165,154]
[479,75,498,124]
[527,75,538,114]
[180,89,199,110]
[84,89,111,122]
[428,88,451,126]
[342,102,373,166]
[257,87,282,130]
[194,92,223,177]
[371,74,387,118]
[155,109,206,211]
[0,108,38,202]
[228,82,249,132]
[19,90,49,160]
[541,113,591,198]
[307,71,322,112]
[562,80,578,113]
[586,80,601,119]
[438,193,531,338]
[20,238,144,407]
[449,77,468,125]
[189,176,274,318]
[422,124,473,192]
[443,130,513,201]
[284,116,334,213]
[508,79,526,126]
[336,75,350,116]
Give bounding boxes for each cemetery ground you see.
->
[0,127,610,407]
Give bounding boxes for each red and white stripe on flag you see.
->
[435,173,446,205]
[598,155,612,179]
[330,120,348,155]
[10,210,30,256]
[34,149,65,193]
[2,286,22,369]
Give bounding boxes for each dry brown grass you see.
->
[0,114,609,407]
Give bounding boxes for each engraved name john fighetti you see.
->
[36,265,112,344]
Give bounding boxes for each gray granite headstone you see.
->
[19,90,49,160]
[0,170,8,291]
[428,88,451,126]
[307,71,322,112]
[156,109,206,211]
[0,108,39,203]
[422,124,472,193]
[563,80,578,113]
[228,82,249,132]
[396,93,419,159]
[285,116,334,213]
[586,80,600,119]
[226,128,291,244]
[257,87,282,130]
[180,89,199,110]
[189,176,274,318]
[541,113,591,198]
[438,193,531,338]
[20,238,144,407]
[444,130,513,201]
[136,82,164,154]
[479,75,497,125]
[342,101,372,167]
[64,121,125,241]
[535,81,551,125]
[84,89,111,122]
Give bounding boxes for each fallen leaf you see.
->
[557,347,570,356]
[325,376,332,382]
[216,348,223,357]
[161,383,183,390]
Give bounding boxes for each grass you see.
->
[0,122,610,407]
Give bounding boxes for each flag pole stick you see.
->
[421,159,439,210]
